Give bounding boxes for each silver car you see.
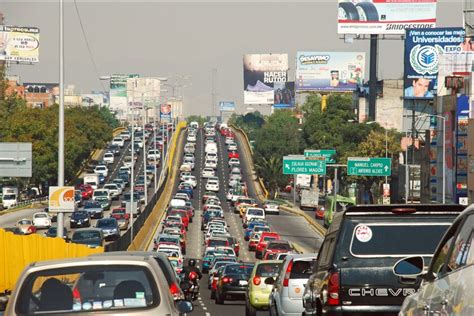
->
[395,204,474,316]
[269,254,318,316]
[4,255,193,315]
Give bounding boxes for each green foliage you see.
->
[186,115,206,127]
[254,156,288,198]
[228,111,265,140]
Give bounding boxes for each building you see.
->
[5,76,25,98]
[23,83,59,109]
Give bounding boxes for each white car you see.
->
[205,160,217,169]
[112,137,125,147]
[206,152,218,162]
[134,137,144,149]
[103,152,114,165]
[182,175,197,188]
[201,167,215,178]
[119,165,130,175]
[227,143,238,151]
[32,212,51,229]
[243,207,266,226]
[183,158,195,170]
[103,183,121,199]
[180,171,192,181]
[147,149,161,161]
[174,193,190,201]
[187,134,197,142]
[119,131,130,141]
[94,165,108,177]
[206,179,220,192]
[228,158,240,168]
[263,200,280,215]
[225,137,234,145]
[183,153,195,162]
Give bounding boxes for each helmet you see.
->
[188,259,196,267]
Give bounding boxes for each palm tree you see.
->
[254,156,283,199]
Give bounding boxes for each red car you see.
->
[315,205,325,219]
[168,210,190,229]
[255,232,281,259]
[110,208,130,220]
[228,151,239,159]
[262,240,294,259]
[77,184,93,199]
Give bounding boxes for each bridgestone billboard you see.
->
[337,0,437,35]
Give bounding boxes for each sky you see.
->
[0,0,465,115]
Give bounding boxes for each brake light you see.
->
[169,283,180,297]
[327,272,340,306]
[391,208,416,214]
[222,277,233,283]
[253,276,261,285]
[283,259,293,287]
[212,279,218,289]
[72,288,81,300]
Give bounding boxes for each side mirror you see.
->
[175,299,194,313]
[264,277,275,285]
[393,256,424,277]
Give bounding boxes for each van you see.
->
[323,195,356,228]
[205,142,217,154]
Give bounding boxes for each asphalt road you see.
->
[148,126,324,316]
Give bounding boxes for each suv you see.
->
[303,204,464,316]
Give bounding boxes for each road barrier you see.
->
[0,229,103,293]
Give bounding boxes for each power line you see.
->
[73,0,106,93]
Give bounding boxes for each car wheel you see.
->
[338,2,359,20]
[215,291,224,304]
[245,300,257,316]
[356,2,379,21]
[210,290,215,299]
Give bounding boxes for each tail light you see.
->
[222,277,233,283]
[169,283,180,297]
[212,279,218,289]
[72,288,81,300]
[283,259,293,287]
[253,276,261,285]
[327,272,340,306]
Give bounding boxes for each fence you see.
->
[0,229,103,292]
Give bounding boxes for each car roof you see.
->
[283,253,318,260]
[342,204,464,215]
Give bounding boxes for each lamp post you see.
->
[57,0,65,238]
[417,114,446,204]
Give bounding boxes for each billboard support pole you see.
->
[368,35,378,121]
[57,0,65,239]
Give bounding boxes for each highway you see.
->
[148,126,324,316]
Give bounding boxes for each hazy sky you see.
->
[0,0,464,115]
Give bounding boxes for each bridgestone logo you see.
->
[386,23,435,31]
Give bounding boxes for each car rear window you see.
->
[269,243,292,250]
[256,263,282,277]
[264,236,278,242]
[350,223,452,257]
[16,265,160,314]
[209,239,227,247]
[248,209,263,216]
[290,259,315,279]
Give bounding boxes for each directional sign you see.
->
[304,149,336,164]
[283,156,326,175]
[347,157,391,177]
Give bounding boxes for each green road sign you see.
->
[283,156,326,175]
[304,149,336,163]
[347,157,392,177]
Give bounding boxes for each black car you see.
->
[303,204,464,316]
[44,226,68,239]
[108,144,121,156]
[70,211,91,228]
[215,263,254,304]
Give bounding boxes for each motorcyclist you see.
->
[182,259,202,283]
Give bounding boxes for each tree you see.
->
[254,156,288,198]
[186,115,206,127]
[228,111,265,140]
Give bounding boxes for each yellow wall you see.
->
[0,229,103,292]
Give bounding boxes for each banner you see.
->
[337,0,437,35]
[160,104,172,122]
[296,52,365,92]
[0,25,40,63]
[219,101,235,112]
[243,54,288,104]
[404,28,470,100]
[273,81,295,108]
[109,74,139,117]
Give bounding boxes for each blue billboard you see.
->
[404,27,470,100]
[219,101,235,112]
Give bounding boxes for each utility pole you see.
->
[57,0,65,238]
[211,68,217,118]
[368,35,378,121]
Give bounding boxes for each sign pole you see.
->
[334,166,338,202]
[293,174,296,206]
[368,35,378,121]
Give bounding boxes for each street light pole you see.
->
[57,0,65,238]
[142,93,148,205]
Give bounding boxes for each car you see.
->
[121,192,141,216]
[16,219,37,235]
[243,207,266,228]
[71,228,104,248]
[205,160,218,169]
[228,158,240,167]
[179,164,192,172]
[263,240,296,262]
[93,164,108,177]
[246,260,283,315]
[83,200,105,219]
[181,175,197,188]
[235,197,258,215]
[4,254,193,315]
[108,143,121,156]
[147,149,161,161]
[103,151,115,165]
[228,150,239,159]
[394,204,474,316]
[255,232,281,259]
[263,200,280,215]
[70,211,91,228]
[201,167,215,178]
[206,179,220,192]
[207,237,230,249]
[215,263,255,304]
[225,136,234,145]
[302,204,464,316]
[183,158,195,170]
[112,136,125,147]
[32,212,51,229]
[95,218,120,241]
[44,226,68,239]
[227,143,238,151]
[244,222,269,241]
[248,232,262,251]
[78,184,94,200]
[187,134,197,142]
[103,183,121,199]
[268,254,318,315]
[120,130,131,140]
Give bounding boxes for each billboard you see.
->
[160,104,172,122]
[0,25,40,63]
[296,52,365,92]
[404,28,471,99]
[48,186,75,213]
[337,0,437,35]
[109,74,139,120]
[437,52,474,96]
[273,81,295,108]
[0,143,32,177]
[219,101,235,112]
[243,54,288,104]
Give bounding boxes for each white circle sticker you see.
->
[355,225,372,243]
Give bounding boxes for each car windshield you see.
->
[97,219,116,228]
[85,202,100,208]
[94,191,108,197]
[159,236,179,243]
[224,264,254,276]
[18,220,32,225]
[16,265,160,313]
[349,222,452,257]
[256,263,282,277]
[248,209,263,216]
[35,213,48,218]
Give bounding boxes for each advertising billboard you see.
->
[109,74,139,120]
[219,101,235,112]
[437,52,474,96]
[0,25,40,63]
[160,103,172,122]
[243,54,288,105]
[273,81,295,108]
[337,0,437,35]
[404,28,470,99]
[296,52,365,92]
[48,186,75,213]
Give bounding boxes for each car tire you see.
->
[338,2,359,20]
[215,291,224,304]
[356,2,379,21]
[245,301,257,316]
[210,290,215,299]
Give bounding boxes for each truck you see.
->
[300,188,319,211]
[83,173,100,190]
[295,174,312,190]
[2,186,19,209]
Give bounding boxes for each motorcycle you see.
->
[180,271,200,301]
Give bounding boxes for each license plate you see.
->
[239,280,248,286]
